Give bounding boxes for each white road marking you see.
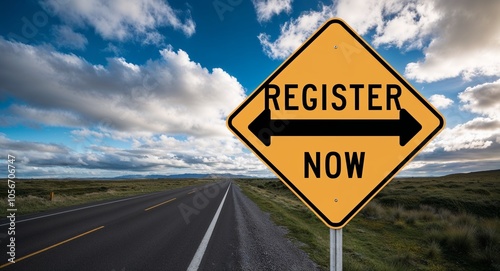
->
[187,182,231,271]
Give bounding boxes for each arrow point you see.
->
[399,109,422,146]
[249,109,271,146]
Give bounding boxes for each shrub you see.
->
[390,251,416,269]
[474,220,500,265]
[426,241,442,259]
[442,224,476,254]
[388,204,405,222]
[361,201,386,220]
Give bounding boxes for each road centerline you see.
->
[144,198,177,211]
[0,226,105,269]
[0,192,165,227]
[187,182,231,271]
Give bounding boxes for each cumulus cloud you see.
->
[335,0,439,49]
[425,117,500,152]
[0,134,69,154]
[8,105,84,128]
[42,0,196,44]
[0,37,261,178]
[258,4,334,59]
[423,80,500,163]
[253,0,293,22]
[0,38,245,138]
[458,79,500,119]
[259,0,500,83]
[52,25,88,50]
[404,0,500,82]
[0,134,267,178]
[257,0,428,60]
[429,94,453,109]
[336,0,500,82]
[257,0,434,59]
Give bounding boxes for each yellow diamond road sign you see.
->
[227,18,445,229]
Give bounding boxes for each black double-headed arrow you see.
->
[248,108,422,147]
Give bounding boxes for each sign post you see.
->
[227,18,444,269]
[331,228,342,271]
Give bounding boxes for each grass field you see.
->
[0,178,212,217]
[236,169,500,271]
[1,171,498,270]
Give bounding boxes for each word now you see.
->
[305,151,365,179]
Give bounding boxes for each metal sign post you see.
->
[330,228,342,271]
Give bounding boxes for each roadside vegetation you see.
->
[0,178,211,216]
[236,170,500,271]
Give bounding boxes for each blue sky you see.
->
[1,0,499,178]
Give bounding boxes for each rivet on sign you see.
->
[334,45,338,49]
[334,198,338,202]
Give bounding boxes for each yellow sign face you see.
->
[227,18,444,228]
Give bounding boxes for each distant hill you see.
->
[441,169,500,179]
[112,173,253,180]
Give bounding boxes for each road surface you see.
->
[0,181,319,270]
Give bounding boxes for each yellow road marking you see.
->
[0,226,105,269]
[188,190,196,195]
[144,198,176,211]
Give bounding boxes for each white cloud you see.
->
[257,0,429,59]
[334,0,439,49]
[371,1,438,49]
[336,0,500,82]
[52,25,88,50]
[425,117,500,152]
[142,31,165,46]
[414,79,500,177]
[424,80,500,154]
[429,94,453,109]
[253,0,293,22]
[0,38,245,138]
[0,134,69,154]
[402,0,500,82]
[136,135,266,173]
[103,43,121,55]
[0,133,267,178]
[9,105,84,127]
[259,0,500,83]
[42,0,196,43]
[256,0,426,60]
[258,4,334,59]
[335,0,397,36]
[458,79,500,119]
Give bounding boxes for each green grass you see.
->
[0,178,212,216]
[2,172,498,270]
[376,170,500,218]
[236,170,500,271]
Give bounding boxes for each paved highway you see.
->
[0,181,318,270]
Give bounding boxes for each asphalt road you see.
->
[0,181,319,271]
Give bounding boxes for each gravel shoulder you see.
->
[231,182,320,271]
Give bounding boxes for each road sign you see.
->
[227,18,444,229]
